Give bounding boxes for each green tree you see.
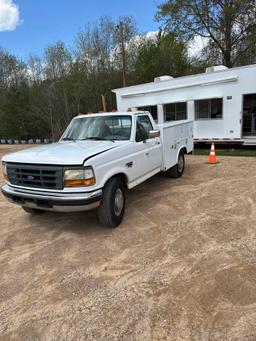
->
[157,0,256,67]
[132,31,190,83]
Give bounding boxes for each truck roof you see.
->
[73,111,148,119]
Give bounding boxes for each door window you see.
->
[135,115,153,142]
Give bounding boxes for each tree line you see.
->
[1,0,256,141]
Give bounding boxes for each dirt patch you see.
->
[0,146,256,340]
[0,144,33,154]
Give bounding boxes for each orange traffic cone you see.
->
[208,143,217,164]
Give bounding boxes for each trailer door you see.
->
[242,94,256,136]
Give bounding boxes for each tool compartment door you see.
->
[158,121,193,171]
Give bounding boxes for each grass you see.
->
[194,146,256,157]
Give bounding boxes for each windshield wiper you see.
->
[80,137,108,141]
[76,137,115,143]
[62,137,75,141]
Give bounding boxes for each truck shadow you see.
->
[25,209,106,235]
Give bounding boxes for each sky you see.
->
[0,0,161,59]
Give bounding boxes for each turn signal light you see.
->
[64,178,96,187]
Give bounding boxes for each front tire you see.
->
[166,152,185,178]
[97,177,126,227]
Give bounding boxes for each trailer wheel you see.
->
[97,177,126,227]
[166,152,185,178]
[22,206,44,214]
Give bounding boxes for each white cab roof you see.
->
[73,111,149,119]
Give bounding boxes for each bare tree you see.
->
[27,54,43,85]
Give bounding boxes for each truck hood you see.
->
[2,141,123,165]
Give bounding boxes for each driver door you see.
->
[129,114,162,182]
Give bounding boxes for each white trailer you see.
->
[113,64,256,145]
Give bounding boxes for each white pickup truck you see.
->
[1,111,193,227]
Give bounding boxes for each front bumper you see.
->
[1,184,102,212]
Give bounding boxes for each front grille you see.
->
[7,164,63,190]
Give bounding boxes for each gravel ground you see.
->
[0,145,256,340]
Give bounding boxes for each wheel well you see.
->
[106,173,128,188]
[180,147,188,155]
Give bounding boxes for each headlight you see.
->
[2,162,7,180]
[64,167,95,187]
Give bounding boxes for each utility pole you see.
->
[117,22,127,87]
[101,94,107,112]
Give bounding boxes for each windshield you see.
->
[62,115,132,141]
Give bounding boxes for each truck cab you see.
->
[1,111,193,227]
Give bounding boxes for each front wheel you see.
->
[97,177,126,227]
[166,152,185,178]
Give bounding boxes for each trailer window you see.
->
[137,106,158,121]
[195,98,223,120]
[164,102,187,121]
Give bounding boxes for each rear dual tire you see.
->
[166,152,185,178]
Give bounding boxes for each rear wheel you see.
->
[22,206,44,214]
[166,152,185,178]
[97,177,126,227]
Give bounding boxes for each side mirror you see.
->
[149,130,160,138]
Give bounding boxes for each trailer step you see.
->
[243,137,256,146]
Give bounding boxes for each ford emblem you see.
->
[27,175,34,180]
